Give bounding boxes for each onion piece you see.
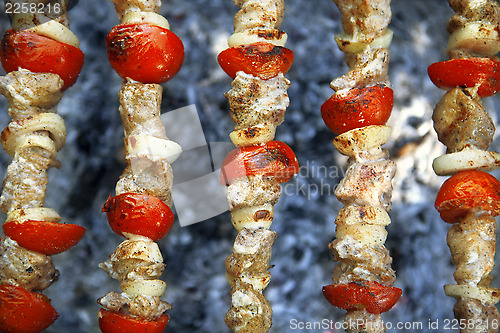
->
[433,149,500,175]
[121,11,170,29]
[445,284,500,306]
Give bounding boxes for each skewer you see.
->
[320,1,401,332]
[428,0,500,331]
[96,0,184,331]
[0,1,85,332]
[218,0,299,332]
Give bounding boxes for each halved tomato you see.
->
[435,170,500,223]
[0,283,58,333]
[106,23,184,84]
[218,42,294,79]
[3,220,85,255]
[98,309,169,333]
[0,30,84,90]
[102,192,174,241]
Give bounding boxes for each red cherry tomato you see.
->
[218,42,294,79]
[428,58,500,98]
[106,23,184,84]
[0,30,84,90]
[322,281,402,314]
[98,309,169,333]
[435,170,500,223]
[321,85,393,135]
[220,141,299,185]
[0,283,58,333]
[3,220,85,255]
[102,192,174,241]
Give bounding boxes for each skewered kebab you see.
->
[0,1,85,332]
[428,0,500,331]
[320,1,401,332]
[96,0,184,332]
[218,1,299,332]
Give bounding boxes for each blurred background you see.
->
[0,0,499,332]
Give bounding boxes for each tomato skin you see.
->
[106,23,184,84]
[435,170,500,223]
[102,192,174,241]
[0,30,84,90]
[98,309,169,333]
[218,42,294,79]
[220,141,299,185]
[322,281,402,314]
[428,58,500,97]
[321,85,393,135]
[2,220,85,255]
[0,283,58,333]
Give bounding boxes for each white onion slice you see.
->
[433,149,500,175]
[335,29,393,54]
[445,284,500,305]
[12,13,80,48]
[231,203,274,232]
[333,125,391,157]
[121,11,170,29]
